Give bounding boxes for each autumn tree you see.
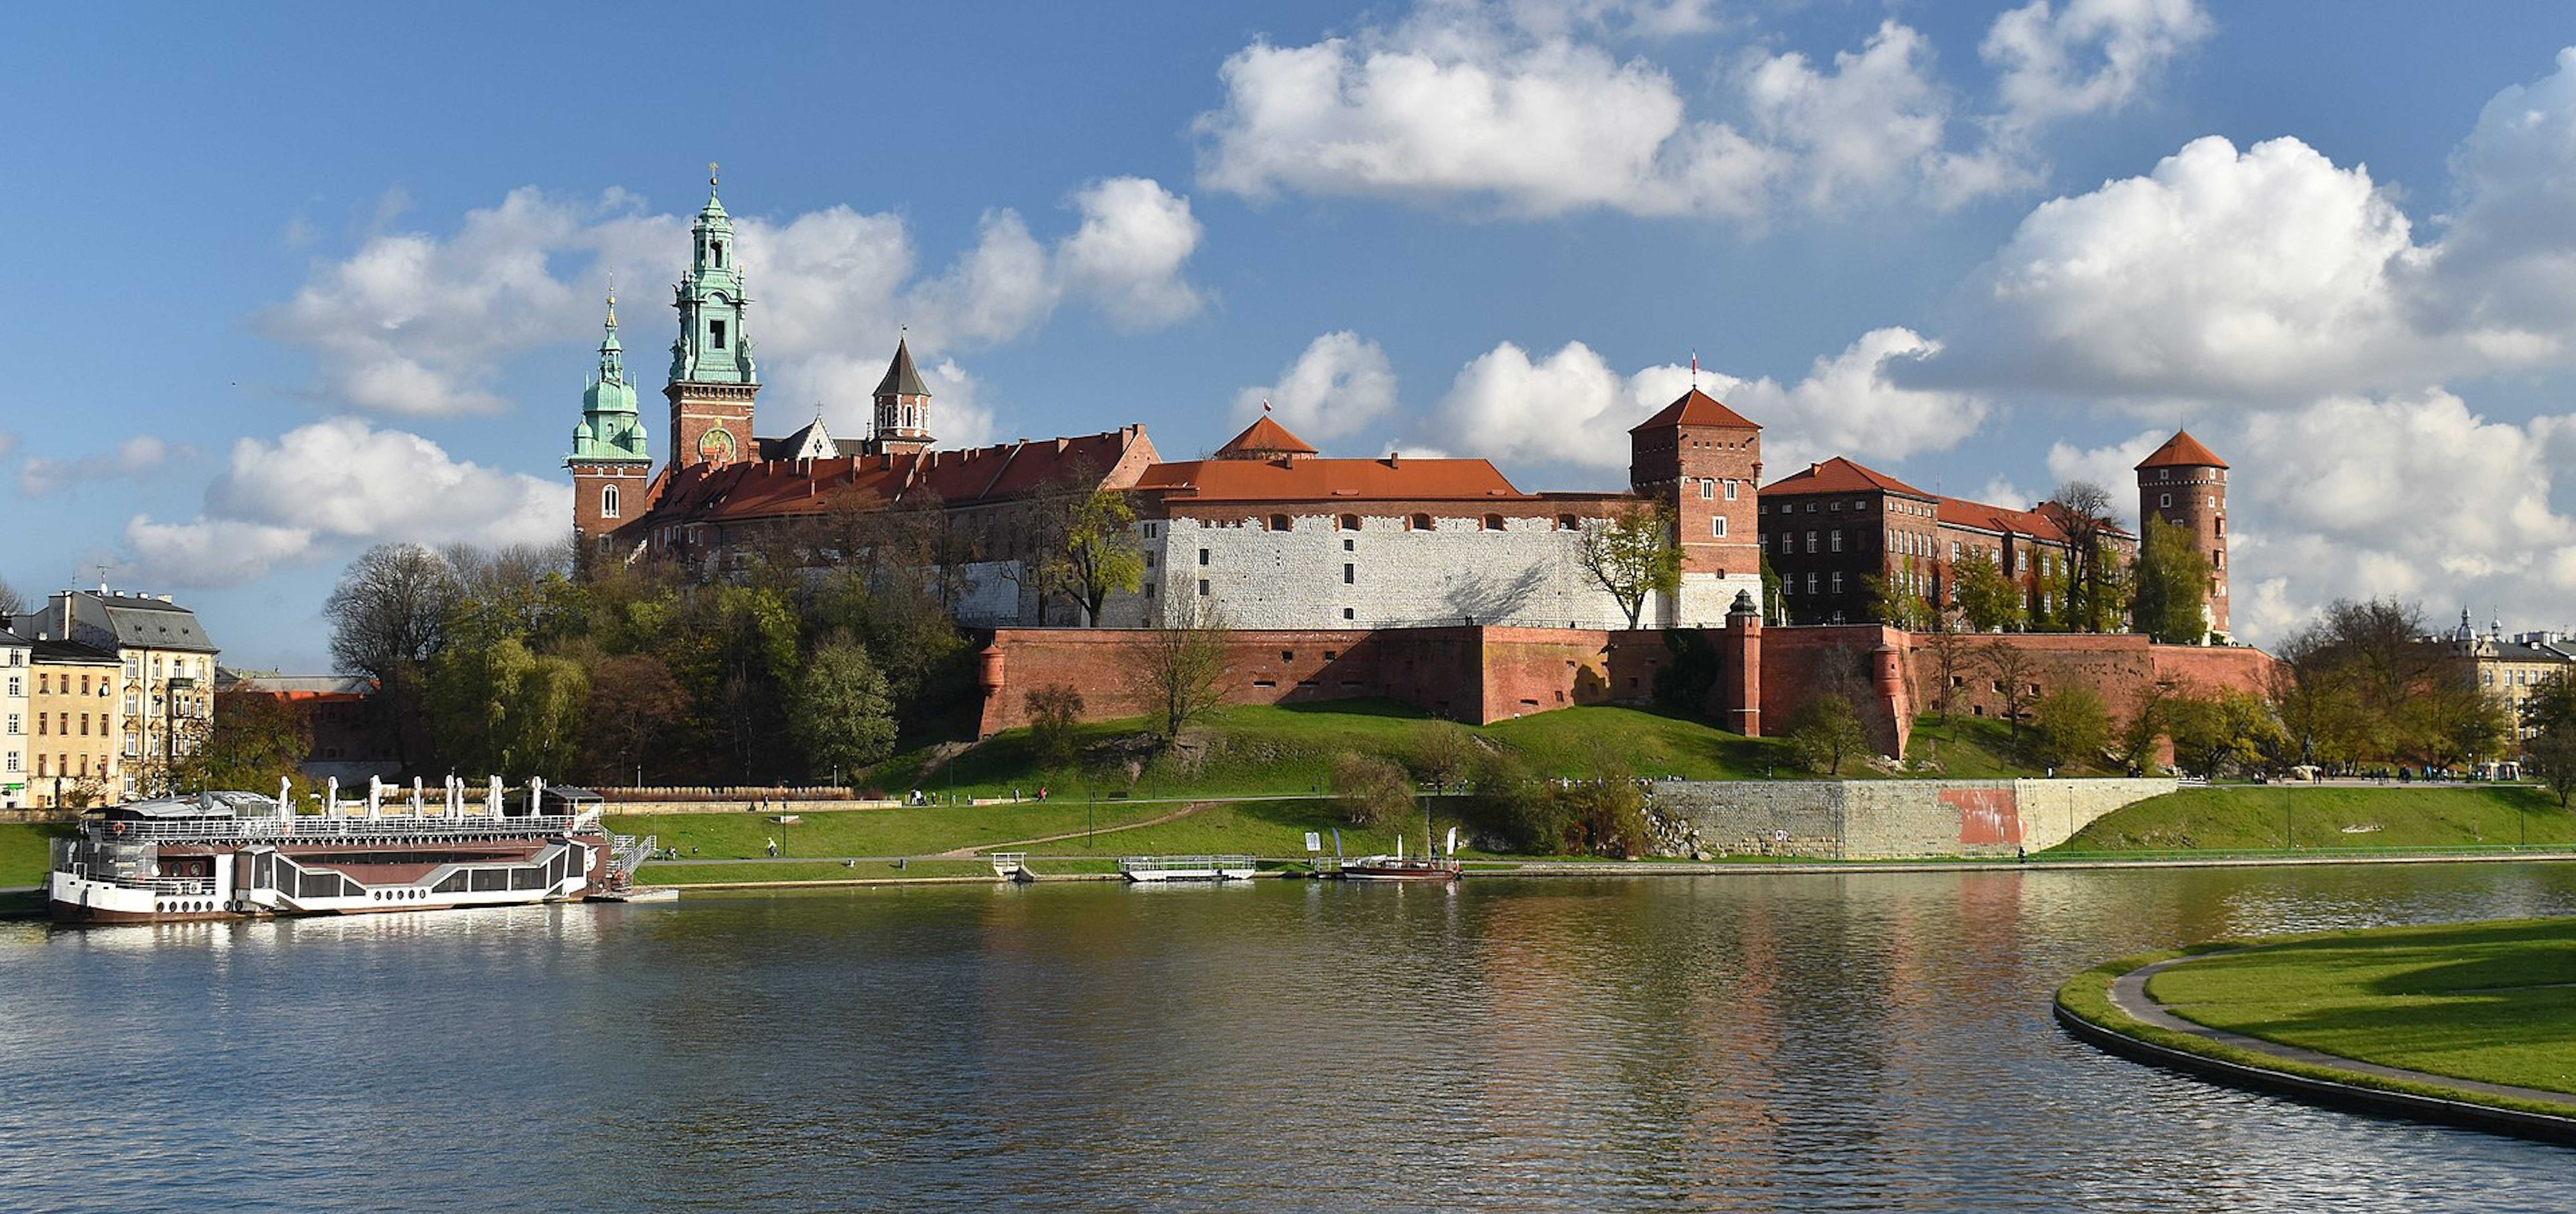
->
[1577,503,1682,629]
[1785,695,1872,776]
[788,637,899,780]
[1864,574,1934,631]
[2164,688,2286,779]
[2031,686,2113,771]
[172,693,310,796]
[425,637,590,779]
[1331,752,1416,829]
[1952,552,2023,633]
[579,654,688,785]
[1978,640,2040,743]
[2524,671,2576,808]
[1043,487,1148,626]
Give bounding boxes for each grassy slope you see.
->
[0,823,71,887]
[2144,918,2576,1096]
[865,699,2046,803]
[2051,785,2575,852]
[1903,714,2111,779]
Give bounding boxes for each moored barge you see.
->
[48,787,649,925]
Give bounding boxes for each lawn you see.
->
[1902,713,2110,779]
[0,822,72,888]
[604,798,1211,860]
[2049,784,2574,853]
[2143,918,2576,1096]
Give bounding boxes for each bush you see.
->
[1785,696,1872,775]
[1553,778,1651,859]
[1025,684,1085,772]
[2031,686,2112,770]
[1331,752,1416,829]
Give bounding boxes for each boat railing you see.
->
[1119,855,1257,875]
[78,874,218,896]
[87,810,604,843]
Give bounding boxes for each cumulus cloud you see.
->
[1194,1,2210,221]
[769,352,999,453]
[120,418,570,588]
[1428,327,1986,474]
[1984,0,2212,132]
[1232,331,1400,442]
[20,436,189,497]
[2219,392,2576,641]
[264,179,1206,420]
[2043,429,2165,510]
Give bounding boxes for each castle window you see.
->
[1344,564,1355,584]
[1804,532,1817,553]
[1557,513,1577,530]
[1830,530,1842,552]
[1483,514,1504,531]
[1725,480,1739,501]
[2215,516,2225,535]
[1831,572,1843,594]
[711,320,727,349]
[1282,651,1296,662]
[1409,513,1433,531]
[1806,573,1818,594]
[1269,514,1292,532]
[1198,579,1210,597]
[1198,548,1209,566]
[1323,651,1338,661]
[1343,538,1354,552]
[601,485,620,518]
[2159,493,2171,508]
[1711,517,1728,538]
[1700,481,1714,500]
[713,240,724,266]
[1340,514,1361,531]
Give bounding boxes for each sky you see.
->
[7,0,2576,671]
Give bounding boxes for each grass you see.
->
[862,699,2058,804]
[2049,785,2576,853]
[2055,920,2576,1119]
[1902,714,2108,779]
[636,858,1123,884]
[0,822,72,888]
[603,798,1216,860]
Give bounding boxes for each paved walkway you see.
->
[2108,954,2576,1111]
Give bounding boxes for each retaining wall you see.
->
[1644,777,2178,861]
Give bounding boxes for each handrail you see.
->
[82,810,603,842]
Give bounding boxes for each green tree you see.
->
[788,639,899,779]
[1043,488,1148,626]
[2524,670,2576,808]
[2399,668,2512,773]
[1952,553,2023,633]
[2132,516,2213,643]
[2031,686,2113,771]
[176,693,310,795]
[1578,503,1682,629]
[2164,688,2284,779]
[1785,695,1872,776]
[1026,683,1086,772]
[1550,777,1652,859]
[1331,752,1416,829]
[426,637,590,779]
[1864,574,1934,631]
[578,653,688,785]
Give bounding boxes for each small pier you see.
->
[1119,855,1257,883]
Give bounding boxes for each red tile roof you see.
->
[1631,388,1760,432]
[1134,454,1528,503]
[1937,497,2070,542]
[1215,416,1320,458]
[629,428,1151,527]
[1762,456,1932,499]
[2136,429,2228,470]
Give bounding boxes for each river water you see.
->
[2,863,2571,1211]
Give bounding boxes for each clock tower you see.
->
[668,167,759,469]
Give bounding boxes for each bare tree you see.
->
[2045,479,2119,632]
[1978,640,2041,743]
[1922,628,1973,726]
[324,543,461,770]
[1577,503,1681,629]
[1132,602,1234,740]
[0,574,25,620]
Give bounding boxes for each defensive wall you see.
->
[1644,777,2180,860]
[975,624,2278,751]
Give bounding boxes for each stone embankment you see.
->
[1640,778,2177,861]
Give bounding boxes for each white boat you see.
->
[1119,855,1259,883]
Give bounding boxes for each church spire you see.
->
[570,289,648,466]
[669,164,754,387]
[869,330,934,456]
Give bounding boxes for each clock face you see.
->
[699,426,737,466]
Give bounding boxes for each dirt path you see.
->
[934,801,1219,857]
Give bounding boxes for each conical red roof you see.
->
[1215,415,1320,458]
[2136,429,2228,470]
[1630,388,1760,433]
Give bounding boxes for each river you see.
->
[2,862,2570,1211]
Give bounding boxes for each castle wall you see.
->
[1642,776,2178,860]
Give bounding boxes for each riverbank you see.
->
[2056,918,2576,1140]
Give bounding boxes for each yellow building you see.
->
[1,633,27,808]
[15,589,220,800]
[2441,613,2575,746]
[27,640,120,807]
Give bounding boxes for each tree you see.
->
[1952,553,2023,633]
[1977,641,2041,742]
[2525,670,2576,808]
[2164,688,2285,779]
[1785,695,1872,776]
[2132,516,2213,644]
[2400,666,2511,773]
[2044,480,2122,633]
[2031,686,2113,771]
[1042,488,1147,626]
[1133,602,1233,740]
[1577,503,1681,629]
[1551,776,1652,859]
[1331,752,1416,829]
[788,638,899,779]
[1413,720,1480,792]
[425,638,590,779]
[1921,628,1974,726]
[1864,574,1934,631]
[0,574,25,619]
[324,543,461,771]
[579,654,688,785]
[1026,684,1086,771]
[176,693,311,795]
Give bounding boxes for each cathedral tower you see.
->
[2135,429,2230,639]
[869,334,933,457]
[667,169,759,469]
[566,290,652,542]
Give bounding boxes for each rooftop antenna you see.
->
[93,563,111,594]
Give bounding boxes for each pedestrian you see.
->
[765,837,778,858]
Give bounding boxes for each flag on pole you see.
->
[1262,398,1273,413]
[1690,348,1699,389]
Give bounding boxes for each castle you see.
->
[569,179,2247,746]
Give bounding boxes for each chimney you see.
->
[1386,452,1400,467]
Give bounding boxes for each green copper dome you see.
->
[568,293,650,466]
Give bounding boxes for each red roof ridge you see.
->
[2136,429,2229,470]
[1215,415,1320,458]
[1630,387,1761,433]
[1761,455,1931,499]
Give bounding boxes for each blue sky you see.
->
[8,0,2576,670]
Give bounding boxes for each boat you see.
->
[1119,855,1259,883]
[1333,826,1464,882]
[46,780,652,925]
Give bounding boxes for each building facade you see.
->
[27,639,119,807]
[2439,612,2574,746]
[0,632,26,808]
[14,589,220,798]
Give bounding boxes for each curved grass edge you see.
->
[2053,945,2576,1142]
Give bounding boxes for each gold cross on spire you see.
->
[709,161,720,190]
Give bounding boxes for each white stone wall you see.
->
[1643,777,2179,860]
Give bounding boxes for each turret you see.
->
[667,165,761,469]
[2134,429,2230,640]
[869,333,934,457]
[1627,386,1764,626]
[567,289,653,541]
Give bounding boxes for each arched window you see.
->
[1409,513,1433,532]
[601,484,620,518]
[713,240,725,266]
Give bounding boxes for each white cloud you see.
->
[2043,429,2164,509]
[1195,2,2213,221]
[20,436,188,497]
[120,418,570,588]
[1427,327,1985,475]
[1983,0,2212,132]
[265,179,1206,421]
[771,354,1000,453]
[1232,331,1400,442]
[1058,177,1208,330]
[2221,391,2576,642]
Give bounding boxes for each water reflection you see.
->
[1,864,2571,1211]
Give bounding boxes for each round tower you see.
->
[2134,429,2230,639]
